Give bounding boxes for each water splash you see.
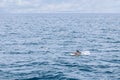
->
[81,51,91,55]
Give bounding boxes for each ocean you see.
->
[0,13,120,80]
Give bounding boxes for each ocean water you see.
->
[0,13,120,80]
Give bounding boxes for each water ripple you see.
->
[0,14,120,80]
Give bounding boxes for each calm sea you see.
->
[0,13,120,80]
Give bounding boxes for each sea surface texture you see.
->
[0,14,120,80]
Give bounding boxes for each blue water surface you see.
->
[0,13,120,80]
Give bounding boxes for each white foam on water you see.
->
[81,51,91,55]
[70,53,76,56]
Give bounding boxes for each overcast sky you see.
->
[0,0,120,13]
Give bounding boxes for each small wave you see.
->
[2,51,34,54]
[22,42,40,45]
[16,77,40,80]
[104,71,113,74]
[105,50,120,52]
[106,41,120,43]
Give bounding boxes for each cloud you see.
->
[0,0,5,7]
[0,0,120,13]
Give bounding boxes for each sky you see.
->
[0,0,120,13]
